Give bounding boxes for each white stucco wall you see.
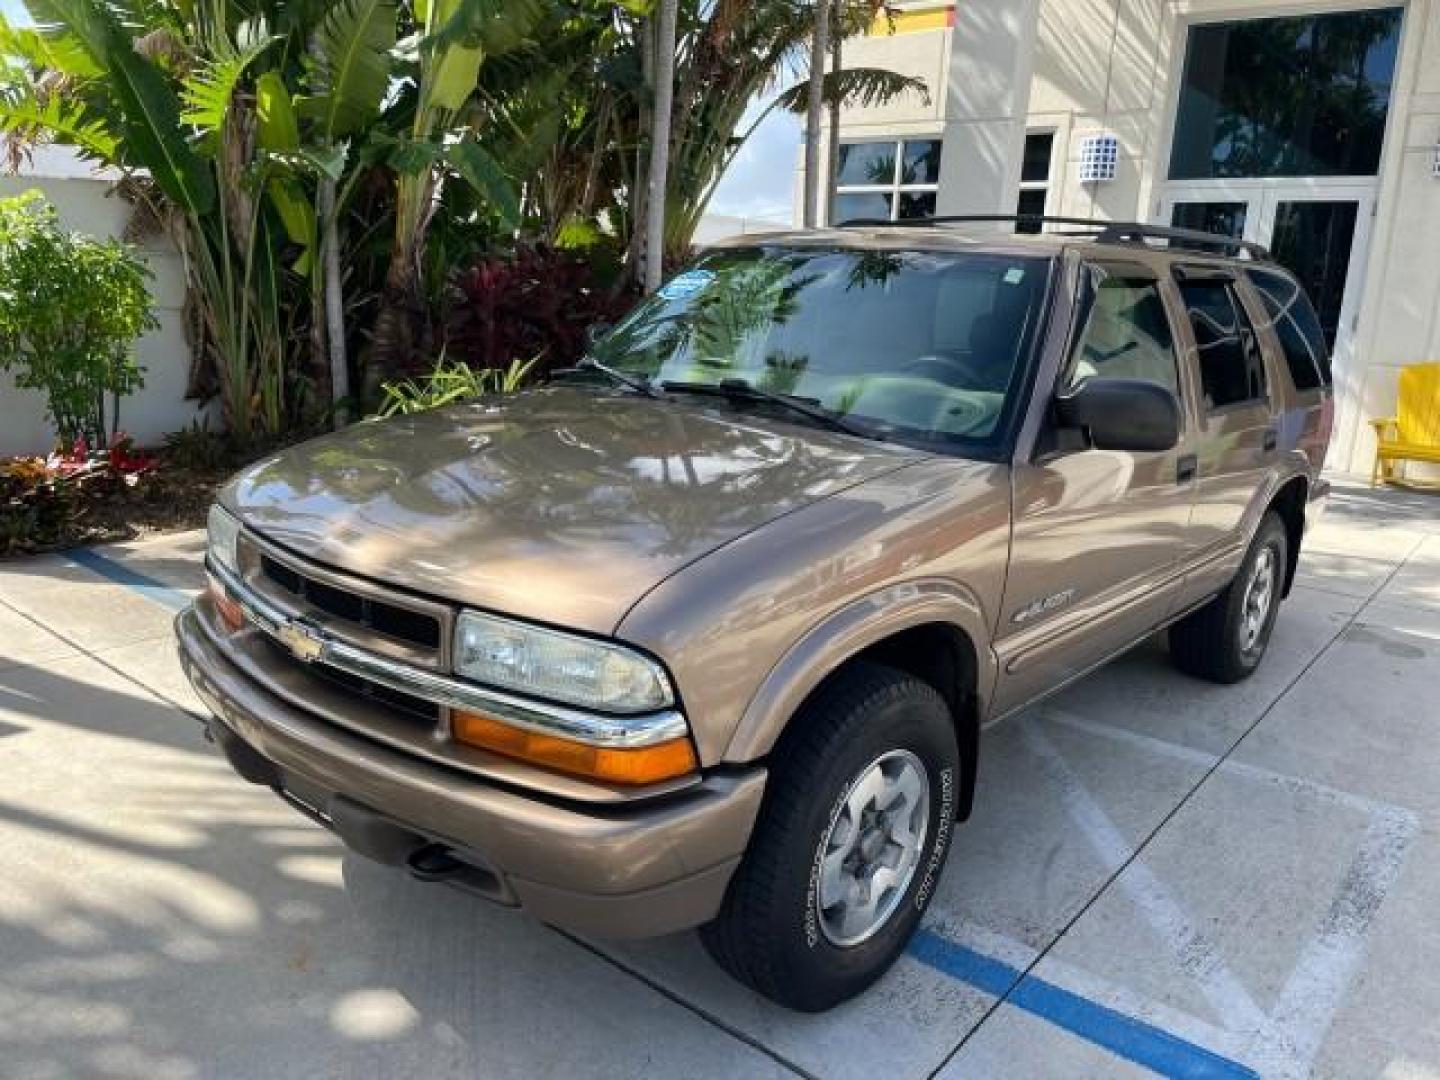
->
[824,0,1440,476]
[0,147,207,456]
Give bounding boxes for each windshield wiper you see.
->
[661,378,881,441]
[559,358,660,398]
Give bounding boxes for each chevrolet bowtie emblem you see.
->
[278,621,325,663]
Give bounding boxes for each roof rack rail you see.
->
[831,214,1273,262]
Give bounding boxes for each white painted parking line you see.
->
[1034,709,1420,1079]
[1022,721,1271,1037]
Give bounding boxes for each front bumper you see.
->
[176,606,766,938]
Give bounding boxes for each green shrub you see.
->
[374,356,536,419]
[0,191,157,448]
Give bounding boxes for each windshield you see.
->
[590,246,1051,452]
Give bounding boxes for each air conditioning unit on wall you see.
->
[1079,134,1119,184]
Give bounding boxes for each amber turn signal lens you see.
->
[452,710,697,785]
[207,572,244,633]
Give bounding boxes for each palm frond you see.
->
[0,83,120,162]
[179,19,275,131]
[0,17,101,78]
[24,0,214,216]
[303,0,396,142]
[445,139,518,226]
[775,66,929,113]
[427,0,545,58]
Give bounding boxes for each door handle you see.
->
[1177,453,1198,484]
[1262,428,1278,453]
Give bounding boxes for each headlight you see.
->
[454,611,673,714]
[207,504,241,576]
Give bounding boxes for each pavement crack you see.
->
[550,930,818,1080]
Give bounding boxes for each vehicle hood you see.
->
[222,387,924,633]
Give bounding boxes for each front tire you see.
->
[700,662,960,1012]
[1170,511,1288,684]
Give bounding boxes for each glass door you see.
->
[1255,186,1374,364]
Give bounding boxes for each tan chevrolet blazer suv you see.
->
[178,217,1333,1011]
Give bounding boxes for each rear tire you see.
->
[700,662,960,1012]
[1170,511,1288,684]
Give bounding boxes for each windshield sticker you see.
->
[1003,267,1026,286]
[658,269,716,301]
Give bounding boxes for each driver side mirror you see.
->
[1054,378,1180,453]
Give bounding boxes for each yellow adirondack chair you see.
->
[1371,362,1440,486]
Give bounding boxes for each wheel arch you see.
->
[1266,474,1309,598]
[723,580,993,821]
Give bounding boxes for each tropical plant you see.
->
[363,0,541,385]
[0,0,313,437]
[446,244,636,377]
[0,0,928,436]
[0,0,539,426]
[0,191,155,447]
[374,354,535,417]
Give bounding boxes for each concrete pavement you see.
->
[0,478,1436,1078]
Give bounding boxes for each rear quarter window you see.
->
[1176,276,1268,410]
[1247,268,1332,391]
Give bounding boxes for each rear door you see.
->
[994,259,1199,715]
[1170,267,1280,608]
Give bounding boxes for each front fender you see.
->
[722,578,997,763]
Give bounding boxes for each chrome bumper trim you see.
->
[210,562,689,748]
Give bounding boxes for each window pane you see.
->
[897,191,937,220]
[833,192,893,223]
[1169,8,1402,179]
[1067,272,1180,395]
[901,140,943,184]
[836,142,897,186]
[1171,202,1247,239]
[1178,280,1267,409]
[1249,269,1331,389]
[1015,188,1047,233]
[1021,132,1054,184]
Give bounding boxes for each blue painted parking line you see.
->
[67,547,194,613]
[909,929,1258,1079]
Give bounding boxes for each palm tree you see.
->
[643,0,679,294]
[649,0,927,263]
[801,0,829,228]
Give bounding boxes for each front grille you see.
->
[260,554,442,650]
[310,662,441,723]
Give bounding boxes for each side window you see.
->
[1064,267,1180,396]
[1176,277,1267,410]
[1248,268,1331,390]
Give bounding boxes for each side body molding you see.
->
[723,578,997,763]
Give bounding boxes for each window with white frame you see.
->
[1015,131,1055,233]
[831,138,942,224]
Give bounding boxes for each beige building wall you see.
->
[824,0,1440,476]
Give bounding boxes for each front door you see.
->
[1159,181,1374,466]
[993,261,1197,716]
